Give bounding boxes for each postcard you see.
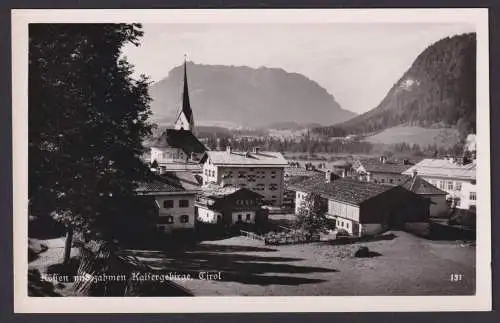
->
[12,8,491,312]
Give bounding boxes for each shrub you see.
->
[354,246,370,258]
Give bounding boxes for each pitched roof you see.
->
[201,184,264,199]
[136,172,200,193]
[330,159,352,169]
[358,158,413,174]
[203,150,288,167]
[402,158,476,181]
[153,129,207,155]
[285,167,321,178]
[290,177,395,206]
[401,175,447,195]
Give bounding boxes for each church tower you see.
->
[174,57,195,132]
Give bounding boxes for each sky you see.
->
[122,23,475,115]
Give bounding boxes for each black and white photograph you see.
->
[13,9,491,312]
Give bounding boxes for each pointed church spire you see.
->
[174,55,195,131]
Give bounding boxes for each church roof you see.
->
[153,129,207,155]
[182,61,193,121]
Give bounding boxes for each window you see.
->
[455,182,462,191]
[380,179,385,183]
[179,199,189,208]
[180,215,189,223]
[469,192,476,201]
[163,216,174,224]
[389,179,393,184]
[163,200,174,209]
[272,195,277,198]
[439,180,445,189]
[447,181,454,190]
[246,214,251,221]
[346,222,349,229]
[238,214,242,221]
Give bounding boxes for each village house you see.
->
[136,172,202,234]
[401,173,449,217]
[195,184,267,228]
[200,147,288,206]
[148,59,207,173]
[282,167,323,211]
[402,158,476,210]
[353,156,413,185]
[290,176,430,237]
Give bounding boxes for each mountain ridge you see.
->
[148,62,356,128]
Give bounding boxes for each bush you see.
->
[354,246,370,258]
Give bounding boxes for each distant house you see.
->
[402,158,476,210]
[353,156,413,185]
[284,171,325,212]
[401,174,448,217]
[136,172,201,233]
[196,184,266,227]
[200,147,288,206]
[290,177,430,237]
[330,159,353,178]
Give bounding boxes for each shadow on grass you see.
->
[424,222,476,241]
[354,251,383,258]
[122,247,336,286]
[322,233,398,246]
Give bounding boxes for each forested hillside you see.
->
[313,33,476,140]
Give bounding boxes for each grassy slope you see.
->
[362,126,460,148]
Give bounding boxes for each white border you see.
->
[12,9,491,313]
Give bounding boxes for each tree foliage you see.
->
[29,23,153,244]
[295,193,329,235]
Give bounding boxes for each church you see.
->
[150,59,207,173]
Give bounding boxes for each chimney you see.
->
[412,169,418,178]
[325,170,332,183]
[226,146,232,154]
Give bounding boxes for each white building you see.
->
[200,147,288,206]
[402,159,476,210]
[136,172,201,233]
[195,184,265,226]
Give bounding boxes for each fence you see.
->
[240,230,265,241]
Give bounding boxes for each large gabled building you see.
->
[200,147,288,206]
[402,158,476,210]
[290,177,430,237]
